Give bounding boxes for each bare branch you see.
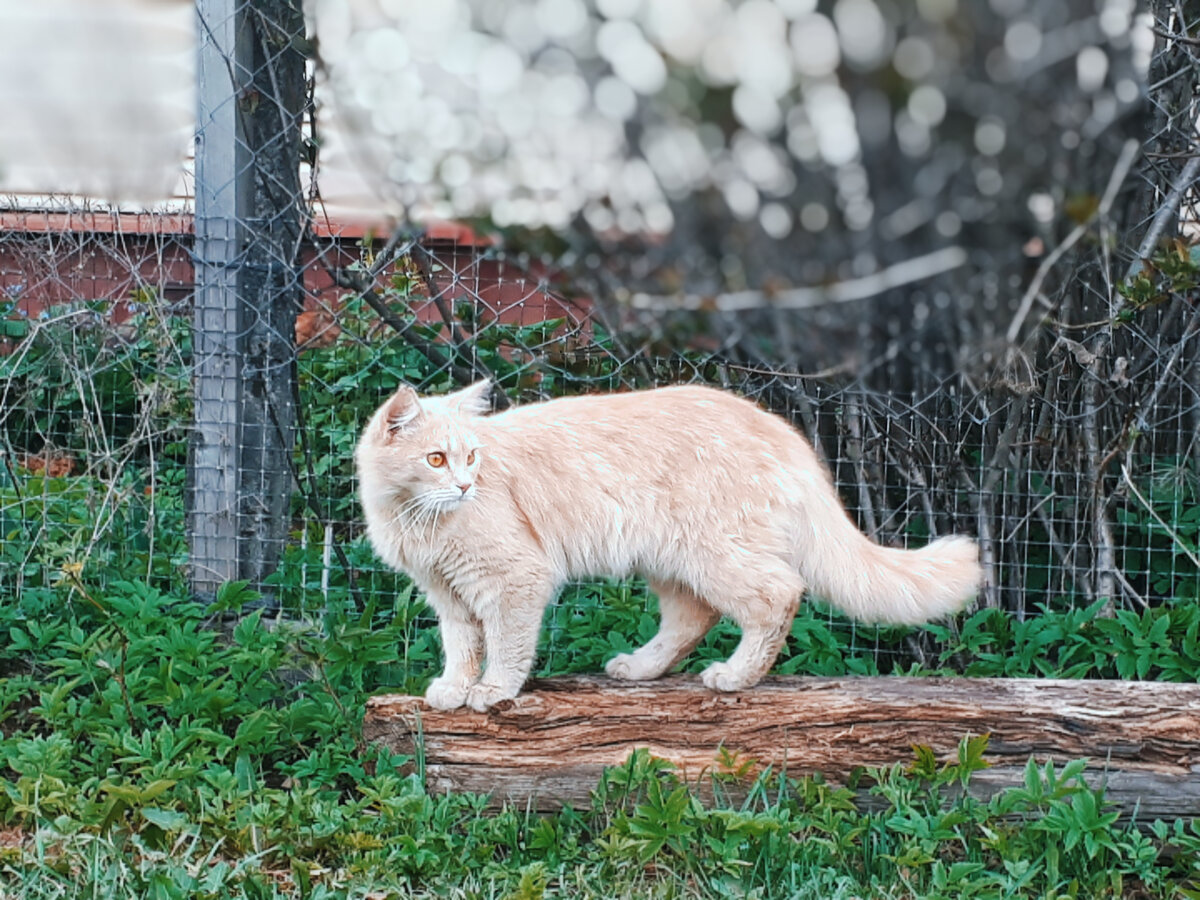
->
[629,247,967,313]
[1007,138,1140,343]
[1126,154,1200,280]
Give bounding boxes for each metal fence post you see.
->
[192,0,247,599]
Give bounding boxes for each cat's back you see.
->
[486,383,759,426]
[479,384,800,457]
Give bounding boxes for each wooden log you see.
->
[364,675,1200,820]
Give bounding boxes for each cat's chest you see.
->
[407,540,496,603]
[393,538,438,581]
[394,531,466,584]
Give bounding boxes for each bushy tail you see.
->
[801,522,982,626]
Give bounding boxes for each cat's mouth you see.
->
[434,488,475,511]
[402,489,476,521]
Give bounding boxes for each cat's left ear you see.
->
[445,379,494,416]
[381,384,422,434]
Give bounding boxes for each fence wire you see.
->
[1,0,1198,675]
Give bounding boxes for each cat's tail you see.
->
[801,523,982,626]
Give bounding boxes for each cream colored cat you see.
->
[356,381,981,712]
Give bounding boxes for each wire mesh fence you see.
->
[1,0,1198,677]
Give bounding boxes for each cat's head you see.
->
[356,380,492,514]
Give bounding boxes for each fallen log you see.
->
[364,675,1200,820]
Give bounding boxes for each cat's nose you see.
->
[456,483,471,495]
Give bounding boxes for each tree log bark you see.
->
[364,675,1200,819]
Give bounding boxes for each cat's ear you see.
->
[445,379,494,416]
[381,385,422,435]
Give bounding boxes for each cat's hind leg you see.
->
[606,581,719,681]
[697,565,802,692]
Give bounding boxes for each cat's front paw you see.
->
[425,677,470,710]
[605,652,664,681]
[605,652,636,680]
[464,681,518,712]
[700,661,752,692]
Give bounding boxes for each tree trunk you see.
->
[365,675,1200,820]
[236,0,307,591]
[191,0,306,601]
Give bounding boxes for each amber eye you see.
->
[427,452,447,468]
[467,450,477,465]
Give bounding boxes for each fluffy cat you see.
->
[356,380,981,711]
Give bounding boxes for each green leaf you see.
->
[140,779,178,802]
[237,714,282,753]
[140,806,189,831]
[213,580,260,612]
[909,744,938,779]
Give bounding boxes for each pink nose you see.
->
[456,483,471,495]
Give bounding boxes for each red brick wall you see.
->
[0,215,589,341]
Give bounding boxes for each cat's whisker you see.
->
[394,494,424,517]
[390,493,436,540]
[407,498,436,537]
[388,495,426,529]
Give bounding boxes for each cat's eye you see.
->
[467,450,477,465]
[427,452,447,468]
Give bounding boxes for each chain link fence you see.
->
[1,0,1197,675]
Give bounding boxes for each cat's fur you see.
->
[356,381,981,711]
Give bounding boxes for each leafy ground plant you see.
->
[1,574,1200,897]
